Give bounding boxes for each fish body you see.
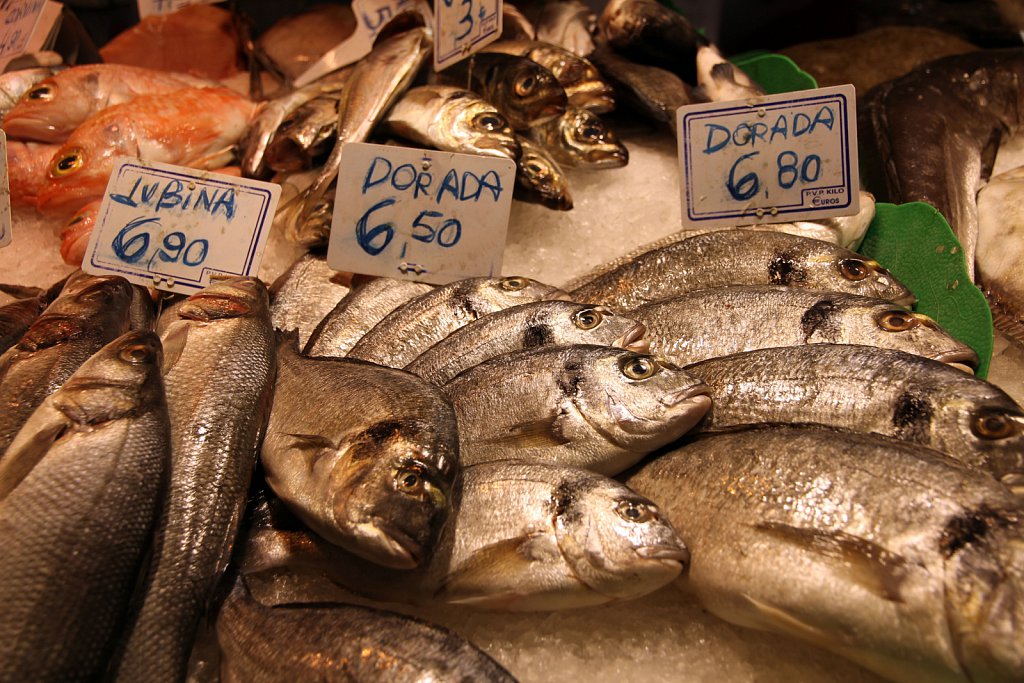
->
[695,44,766,101]
[217,579,519,682]
[482,40,613,113]
[7,140,60,206]
[569,231,914,311]
[976,165,1024,345]
[59,199,102,267]
[443,345,710,474]
[407,300,646,384]
[264,95,341,172]
[305,277,434,358]
[535,0,596,56]
[36,87,257,215]
[0,273,134,455]
[347,276,567,367]
[262,340,458,568]
[598,0,706,84]
[269,252,351,347]
[686,344,1024,486]
[0,66,59,121]
[109,277,276,683]
[589,47,696,129]
[632,286,977,368]
[437,52,567,129]
[257,4,358,82]
[3,64,217,143]
[0,331,169,683]
[625,426,1024,683]
[0,292,51,356]
[382,85,520,159]
[514,134,573,209]
[502,3,536,40]
[531,106,627,168]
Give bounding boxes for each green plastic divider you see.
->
[733,53,817,94]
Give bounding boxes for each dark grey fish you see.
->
[482,40,614,113]
[217,578,519,682]
[0,331,169,683]
[109,277,276,683]
[598,0,706,84]
[626,426,1024,683]
[514,134,573,210]
[269,252,351,348]
[686,344,1024,487]
[530,106,628,168]
[590,47,697,129]
[569,231,915,311]
[0,294,50,356]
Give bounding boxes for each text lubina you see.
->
[110,177,238,220]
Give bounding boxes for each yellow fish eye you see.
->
[573,308,603,330]
[877,310,919,332]
[50,148,85,178]
[514,74,536,97]
[26,83,54,101]
[499,276,528,291]
[619,353,659,380]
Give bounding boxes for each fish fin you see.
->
[0,404,69,501]
[984,286,1024,349]
[753,521,909,602]
[160,321,190,373]
[187,144,238,170]
[483,414,572,450]
[740,593,834,646]
[436,533,554,604]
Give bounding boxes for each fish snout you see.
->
[614,323,649,354]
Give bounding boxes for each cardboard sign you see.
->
[0,132,9,248]
[434,0,501,70]
[136,0,218,20]
[0,0,61,71]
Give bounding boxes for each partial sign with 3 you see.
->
[327,142,515,284]
[82,159,280,293]
[677,84,859,229]
[434,0,501,70]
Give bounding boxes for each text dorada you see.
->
[327,142,515,284]
[676,84,859,229]
[82,159,280,293]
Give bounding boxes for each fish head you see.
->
[446,91,521,160]
[774,240,915,305]
[7,141,60,207]
[36,122,140,214]
[60,200,102,267]
[327,419,455,569]
[858,303,978,370]
[500,60,568,126]
[939,393,1024,486]
[537,48,614,113]
[570,349,710,452]
[18,274,134,351]
[551,304,649,352]
[178,277,270,322]
[560,108,627,168]
[516,138,573,210]
[552,473,687,599]
[484,276,569,307]
[3,71,96,142]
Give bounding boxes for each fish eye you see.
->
[573,308,603,330]
[500,276,528,291]
[878,310,919,332]
[50,148,85,178]
[615,500,654,523]
[619,354,659,380]
[474,112,508,132]
[26,83,54,101]
[525,160,545,175]
[581,125,604,141]
[514,75,536,96]
[971,411,1018,440]
[119,343,153,364]
[837,258,871,281]
[394,466,426,496]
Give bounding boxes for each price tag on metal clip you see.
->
[434,0,502,71]
[677,84,859,229]
[327,142,515,285]
[82,159,280,293]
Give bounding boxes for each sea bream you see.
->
[442,345,710,474]
[530,106,628,168]
[482,40,614,113]
[268,252,351,348]
[626,426,1024,683]
[514,134,573,209]
[976,165,1024,345]
[589,47,697,131]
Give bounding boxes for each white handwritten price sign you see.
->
[677,84,859,229]
[0,131,10,249]
[136,0,218,19]
[434,0,501,70]
[327,142,515,285]
[82,159,280,293]
[0,0,45,67]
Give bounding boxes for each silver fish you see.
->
[514,134,573,209]
[347,276,567,367]
[598,0,705,84]
[262,338,458,568]
[589,47,697,130]
[531,106,628,168]
[109,277,276,683]
[686,344,1024,487]
[264,94,342,173]
[305,277,434,358]
[976,165,1024,346]
[0,287,55,356]
[269,252,351,348]
[217,578,519,682]
[568,231,915,311]
[695,44,766,102]
[443,345,710,474]
[0,331,169,683]
[0,273,133,456]
[626,426,1024,683]
[632,286,977,369]
[535,0,597,56]
[382,85,521,159]
[406,300,646,384]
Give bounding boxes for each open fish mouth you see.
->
[933,349,980,374]
[661,384,710,408]
[352,522,424,570]
[614,323,649,353]
[635,544,690,564]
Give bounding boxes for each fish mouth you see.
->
[475,137,521,161]
[587,147,628,168]
[351,522,424,570]
[614,323,649,353]
[892,293,917,307]
[933,349,979,373]
[2,114,60,142]
[661,384,710,407]
[635,544,690,564]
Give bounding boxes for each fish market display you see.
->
[406,300,647,384]
[262,338,458,569]
[531,106,628,167]
[268,252,351,347]
[0,331,169,683]
[110,277,275,683]
[632,286,977,368]
[514,135,574,209]
[626,427,1024,683]
[589,47,695,130]
[347,276,567,367]
[443,345,710,474]
[686,344,1024,485]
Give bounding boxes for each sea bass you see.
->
[686,344,1024,487]
[109,277,275,683]
[632,286,977,368]
[268,252,351,348]
[262,338,458,568]
[626,426,1024,683]
[482,40,614,113]
[406,300,646,384]
[443,345,710,474]
[0,331,169,683]
[347,276,567,367]
[569,231,914,311]
[530,106,627,168]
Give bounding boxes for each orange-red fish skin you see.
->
[60,200,102,267]
[7,141,60,206]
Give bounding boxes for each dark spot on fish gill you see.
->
[768,252,805,286]
[891,392,933,440]
[939,506,1018,558]
[364,420,403,445]
[550,478,597,523]
[799,299,839,342]
[522,324,553,348]
[557,359,584,396]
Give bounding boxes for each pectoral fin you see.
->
[484,414,571,450]
[160,322,190,373]
[0,402,70,501]
[436,533,553,604]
